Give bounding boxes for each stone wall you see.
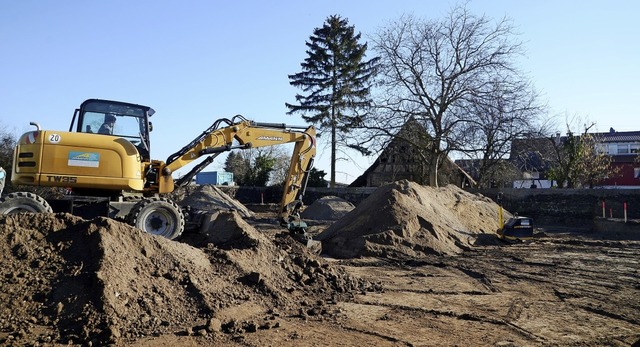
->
[217,186,377,206]
[218,185,640,226]
[593,218,640,238]
[468,188,640,226]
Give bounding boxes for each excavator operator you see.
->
[98,114,116,134]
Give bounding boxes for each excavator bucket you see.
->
[287,218,322,255]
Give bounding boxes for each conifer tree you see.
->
[286,15,378,187]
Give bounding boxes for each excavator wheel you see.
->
[127,197,185,240]
[0,192,53,214]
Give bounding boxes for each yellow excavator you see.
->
[0,99,316,240]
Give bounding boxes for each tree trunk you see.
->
[331,126,336,188]
[330,108,336,188]
[428,154,441,187]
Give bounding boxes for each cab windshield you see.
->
[79,100,148,147]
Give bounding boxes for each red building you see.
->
[596,129,640,188]
[508,129,640,189]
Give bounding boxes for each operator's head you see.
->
[105,114,116,123]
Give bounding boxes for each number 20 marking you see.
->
[49,134,61,144]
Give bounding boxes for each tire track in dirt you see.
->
[383,288,492,296]
[457,239,640,338]
[351,300,549,344]
[452,266,500,293]
[577,304,640,326]
[339,326,414,346]
[461,242,640,288]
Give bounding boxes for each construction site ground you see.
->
[1,182,639,346]
[214,219,640,347]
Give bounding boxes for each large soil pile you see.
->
[0,212,373,346]
[317,180,505,258]
[301,196,355,221]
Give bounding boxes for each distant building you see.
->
[195,171,234,185]
[350,119,475,187]
[509,128,640,189]
[595,129,640,188]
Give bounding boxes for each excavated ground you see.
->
[0,182,639,346]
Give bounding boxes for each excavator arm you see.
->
[160,116,316,228]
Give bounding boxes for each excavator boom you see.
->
[158,116,316,227]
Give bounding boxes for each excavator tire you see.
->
[0,192,53,214]
[127,197,185,240]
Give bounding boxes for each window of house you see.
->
[607,143,640,155]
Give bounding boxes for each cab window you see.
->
[81,111,147,148]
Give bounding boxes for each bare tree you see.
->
[365,5,532,186]
[0,124,17,195]
[266,146,295,187]
[510,134,557,183]
[461,79,546,187]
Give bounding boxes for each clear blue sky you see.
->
[1,1,638,183]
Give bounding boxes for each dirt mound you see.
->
[0,212,374,346]
[301,196,355,221]
[170,184,254,218]
[473,233,506,246]
[317,180,505,258]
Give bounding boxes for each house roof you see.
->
[596,130,640,142]
[349,118,474,187]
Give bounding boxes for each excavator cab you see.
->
[70,99,154,161]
